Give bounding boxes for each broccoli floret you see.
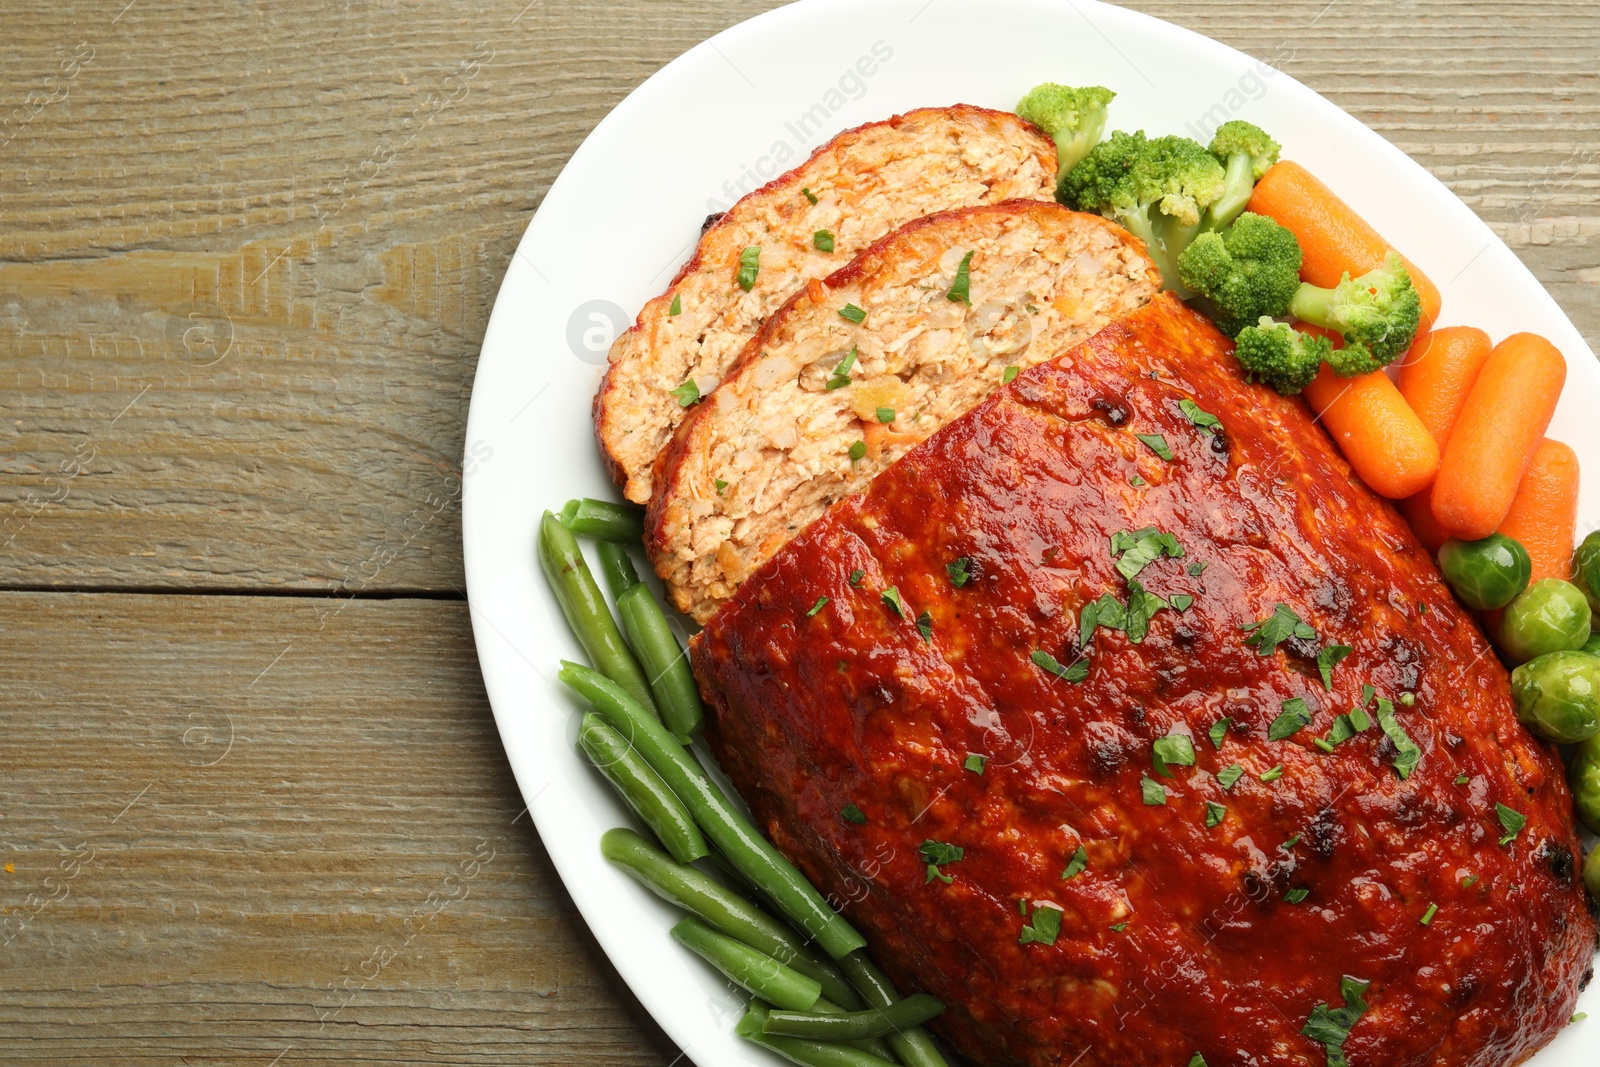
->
[1232,318,1329,395]
[1177,212,1302,337]
[1324,339,1384,378]
[1061,130,1226,297]
[1287,252,1422,369]
[1206,120,1281,229]
[1016,83,1117,185]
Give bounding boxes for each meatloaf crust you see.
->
[647,199,1158,623]
[594,105,1057,504]
[692,295,1596,1067]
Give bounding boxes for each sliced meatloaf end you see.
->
[646,199,1160,623]
[594,105,1058,504]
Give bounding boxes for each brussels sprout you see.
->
[1575,530,1600,614]
[1586,843,1600,900]
[1497,579,1592,664]
[1438,534,1532,610]
[1510,651,1600,742]
[1572,733,1600,837]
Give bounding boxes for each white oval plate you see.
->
[462,1,1599,1062]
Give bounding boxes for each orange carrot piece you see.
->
[1248,160,1443,329]
[1496,438,1580,582]
[1303,363,1440,500]
[1395,326,1494,446]
[1431,333,1567,539]
[1399,488,1455,552]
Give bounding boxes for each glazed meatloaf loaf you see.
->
[692,295,1596,1067]
[594,105,1057,504]
[648,200,1159,623]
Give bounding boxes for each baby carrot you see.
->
[1396,326,1494,446]
[1303,363,1440,500]
[1248,161,1442,329]
[1431,333,1567,540]
[1399,489,1455,552]
[1496,438,1580,583]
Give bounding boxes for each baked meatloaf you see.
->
[648,199,1159,623]
[692,294,1596,1067]
[594,105,1057,504]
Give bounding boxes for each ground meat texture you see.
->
[691,295,1595,1067]
[593,105,1057,504]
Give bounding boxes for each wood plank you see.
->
[0,591,674,1065]
[1,0,1595,594]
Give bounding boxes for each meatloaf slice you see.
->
[647,200,1158,623]
[692,293,1596,1067]
[594,105,1057,504]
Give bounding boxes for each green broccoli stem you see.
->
[1054,112,1109,183]
[1286,282,1338,329]
[1147,214,1200,301]
[1208,154,1256,231]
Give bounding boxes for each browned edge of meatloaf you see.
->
[591,103,1056,490]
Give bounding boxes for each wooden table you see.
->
[2,1,1595,1062]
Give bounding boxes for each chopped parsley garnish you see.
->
[715,479,728,495]
[669,379,701,407]
[669,293,682,316]
[802,187,818,205]
[1317,645,1353,691]
[1171,594,1194,612]
[848,568,865,586]
[737,246,760,291]
[876,406,895,423]
[1032,649,1088,683]
[1259,765,1284,783]
[1018,901,1062,945]
[1109,921,1130,932]
[813,229,835,252]
[1079,583,1170,645]
[1188,1055,1208,1067]
[1188,560,1209,576]
[1208,717,1231,749]
[1242,603,1316,656]
[880,586,907,618]
[1129,474,1148,488]
[916,609,933,642]
[1461,874,1478,888]
[838,303,866,324]
[1061,845,1088,880]
[1320,705,1372,751]
[1141,776,1168,806]
[919,839,964,883]
[963,753,986,775]
[1179,398,1222,433]
[825,347,858,390]
[841,803,866,824]
[1399,691,1416,706]
[1002,366,1020,385]
[1152,733,1196,778]
[1123,581,1169,644]
[1285,888,1309,903]
[1280,834,1302,852]
[1269,698,1312,742]
[1135,432,1174,460]
[1454,773,1469,786]
[849,440,866,465]
[946,249,974,305]
[1217,764,1244,790]
[1302,976,1371,1067]
[1204,801,1226,828]
[1495,803,1526,845]
[1374,698,1420,779]
[1109,526,1184,580]
[946,557,972,587]
[806,596,829,617]
[1419,903,1438,926]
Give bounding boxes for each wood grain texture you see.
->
[0,1,1596,1065]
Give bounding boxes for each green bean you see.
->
[599,829,860,1007]
[538,512,657,714]
[737,1001,901,1067]
[764,994,945,1040]
[839,951,950,1067]
[617,583,704,742]
[560,497,645,542]
[578,717,707,863]
[671,917,822,1011]
[595,540,641,601]
[560,661,867,960]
